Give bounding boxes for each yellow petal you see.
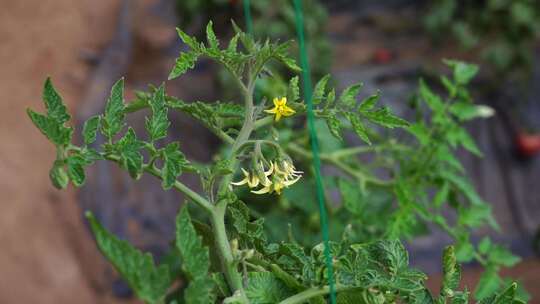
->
[247,175,260,188]
[231,177,249,186]
[251,185,272,194]
[273,97,280,107]
[264,108,278,114]
[260,162,274,176]
[283,175,301,187]
[282,106,296,116]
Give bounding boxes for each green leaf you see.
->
[66,154,87,187]
[275,46,301,72]
[287,76,300,102]
[245,272,294,303]
[439,171,485,206]
[49,160,69,189]
[475,268,502,300]
[433,182,450,208]
[161,142,190,190]
[455,236,475,263]
[419,79,445,114]
[338,178,365,215]
[102,78,126,139]
[27,109,73,146]
[458,203,493,228]
[325,115,342,140]
[441,246,461,296]
[440,75,457,97]
[145,84,169,141]
[176,28,202,51]
[206,21,219,49]
[227,33,240,53]
[176,206,210,278]
[313,74,330,105]
[408,122,430,146]
[457,128,483,156]
[478,237,492,255]
[493,282,524,304]
[362,107,409,129]
[487,246,521,267]
[339,83,363,108]
[344,112,371,144]
[86,212,171,304]
[82,115,100,145]
[184,276,215,304]
[169,51,199,80]
[444,60,479,85]
[336,290,367,304]
[358,91,380,113]
[43,78,70,124]
[115,128,144,179]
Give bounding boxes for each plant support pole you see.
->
[292,0,337,303]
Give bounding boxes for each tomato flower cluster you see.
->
[231,160,302,195]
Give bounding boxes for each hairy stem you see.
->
[287,142,393,186]
[210,201,248,299]
[102,154,214,213]
[210,78,257,303]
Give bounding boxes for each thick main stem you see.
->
[210,202,246,295]
[211,80,256,303]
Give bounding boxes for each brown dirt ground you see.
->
[0,1,129,303]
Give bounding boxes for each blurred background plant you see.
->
[175,0,331,100]
[424,0,540,77]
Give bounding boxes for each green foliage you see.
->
[176,207,215,303]
[86,212,171,304]
[27,78,73,146]
[82,115,100,145]
[161,142,191,190]
[146,84,170,142]
[27,22,528,304]
[102,78,126,140]
[311,76,408,144]
[424,0,540,74]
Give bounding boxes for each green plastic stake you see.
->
[292,0,337,302]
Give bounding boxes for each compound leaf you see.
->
[82,115,100,145]
[102,78,126,140]
[86,212,171,304]
[145,84,169,141]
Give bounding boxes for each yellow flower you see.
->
[264,97,295,121]
[231,168,261,188]
[231,160,302,196]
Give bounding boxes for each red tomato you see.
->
[374,48,393,64]
[515,132,540,157]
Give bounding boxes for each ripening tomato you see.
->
[515,132,540,157]
[374,48,393,64]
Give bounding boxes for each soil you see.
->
[0,1,129,303]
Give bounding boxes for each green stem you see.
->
[331,143,409,159]
[145,165,214,213]
[278,285,358,304]
[210,201,248,299]
[287,142,393,186]
[103,154,214,213]
[210,78,256,303]
[254,115,273,129]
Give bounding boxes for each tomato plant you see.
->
[27,22,527,303]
